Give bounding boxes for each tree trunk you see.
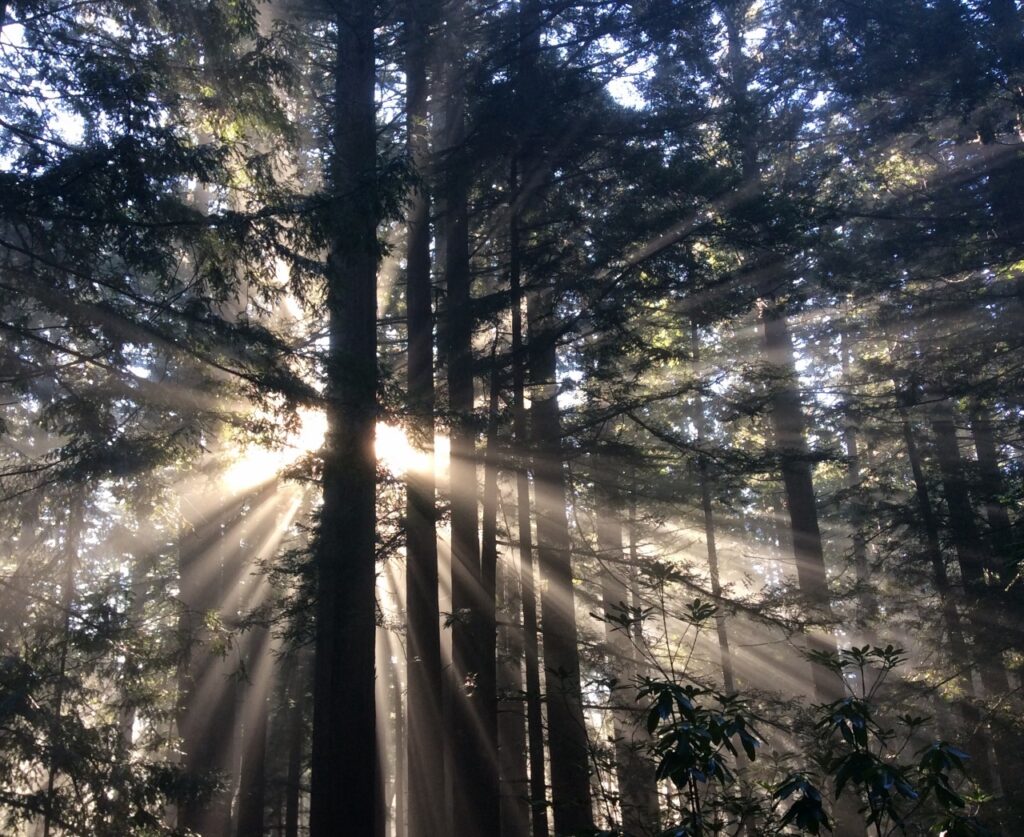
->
[283,646,308,837]
[927,395,1023,818]
[762,306,863,837]
[309,1,380,833]
[236,627,271,837]
[596,482,660,836]
[761,305,836,703]
[691,322,736,694]
[510,158,550,837]
[898,400,994,788]
[177,495,245,837]
[403,2,447,834]
[529,294,594,835]
[969,401,1017,585]
[840,330,876,637]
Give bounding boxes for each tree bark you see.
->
[403,2,447,834]
[441,0,499,830]
[969,401,1017,585]
[761,304,837,704]
[691,322,736,694]
[529,294,594,835]
[596,482,660,836]
[309,1,380,833]
[510,158,550,837]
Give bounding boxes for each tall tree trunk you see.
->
[403,2,447,834]
[497,512,531,837]
[969,401,1017,586]
[441,1,499,831]
[897,398,994,788]
[528,296,594,835]
[177,496,245,837]
[236,627,271,837]
[760,304,836,703]
[839,330,876,636]
[761,305,863,837]
[309,1,380,833]
[509,157,550,837]
[927,395,1023,816]
[283,646,308,837]
[596,481,660,836]
[691,322,736,694]
[42,490,84,837]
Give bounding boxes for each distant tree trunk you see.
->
[897,398,994,788]
[309,1,380,833]
[761,305,863,837]
[236,627,271,837]
[528,294,594,835]
[403,1,447,834]
[283,647,308,837]
[497,525,531,837]
[927,395,1023,816]
[596,481,660,836]
[839,330,875,635]
[478,341,502,835]
[441,1,499,831]
[510,157,550,837]
[691,322,736,694]
[969,401,1017,585]
[928,397,988,587]
[760,304,836,703]
[42,490,84,837]
[177,496,245,837]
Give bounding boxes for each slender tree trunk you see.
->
[897,400,994,788]
[510,158,550,837]
[441,1,500,830]
[969,401,1017,585]
[236,627,271,837]
[42,491,84,837]
[403,2,447,834]
[529,295,594,835]
[840,330,876,636]
[691,322,736,694]
[497,509,531,837]
[761,304,837,703]
[177,497,245,837]
[927,395,1023,816]
[477,342,502,834]
[596,482,660,836]
[762,306,863,837]
[309,1,380,832]
[283,647,307,837]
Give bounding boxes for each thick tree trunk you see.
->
[309,2,380,833]
[403,2,447,835]
[529,294,594,836]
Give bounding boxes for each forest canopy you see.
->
[1,0,1023,835]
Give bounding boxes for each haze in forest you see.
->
[1,1,1023,836]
